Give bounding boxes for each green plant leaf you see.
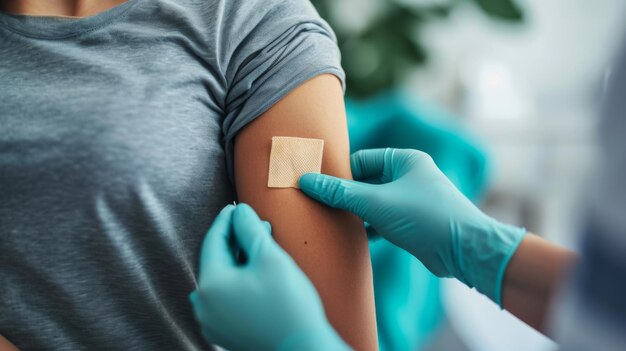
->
[311,0,524,98]
[470,0,524,21]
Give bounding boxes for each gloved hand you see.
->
[299,148,526,306]
[189,204,350,351]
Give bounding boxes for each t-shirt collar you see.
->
[0,0,139,39]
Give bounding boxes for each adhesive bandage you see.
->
[268,136,324,188]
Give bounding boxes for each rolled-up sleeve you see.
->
[217,0,345,183]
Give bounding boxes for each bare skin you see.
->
[502,234,578,334]
[0,0,128,18]
[0,1,378,349]
[235,75,378,350]
[0,0,576,346]
[0,335,18,351]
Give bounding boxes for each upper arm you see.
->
[234,74,378,350]
[0,335,19,351]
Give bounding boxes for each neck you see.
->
[0,0,128,17]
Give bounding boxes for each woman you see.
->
[0,1,378,350]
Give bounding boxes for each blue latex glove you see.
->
[189,204,350,351]
[299,148,526,306]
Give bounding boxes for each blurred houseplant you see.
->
[312,0,524,99]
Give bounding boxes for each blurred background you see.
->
[310,0,626,350]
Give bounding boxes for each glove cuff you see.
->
[458,218,527,307]
[278,325,351,351]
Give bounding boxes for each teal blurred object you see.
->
[347,92,489,201]
[346,91,490,351]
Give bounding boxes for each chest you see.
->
[0,37,230,201]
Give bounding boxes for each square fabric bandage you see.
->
[268,136,324,188]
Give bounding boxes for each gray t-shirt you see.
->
[0,0,344,350]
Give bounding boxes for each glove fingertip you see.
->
[365,223,382,241]
[234,202,254,215]
[262,220,272,233]
[298,173,319,193]
[189,290,200,305]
